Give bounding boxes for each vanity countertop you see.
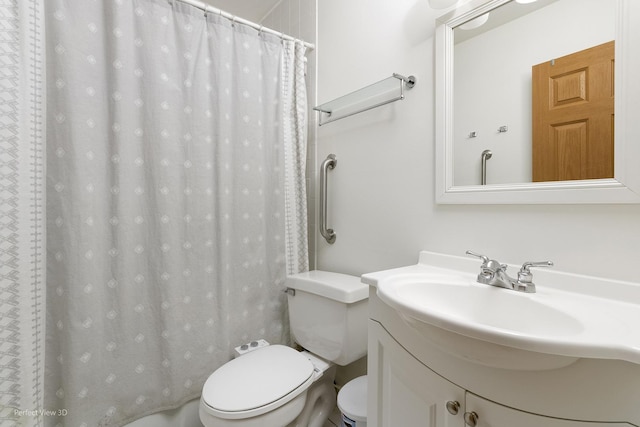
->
[362,251,640,365]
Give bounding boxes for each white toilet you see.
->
[199,270,368,427]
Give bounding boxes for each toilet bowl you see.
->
[199,271,368,427]
[199,345,336,427]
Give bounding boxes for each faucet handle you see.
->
[466,250,489,265]
[518,261,554,284]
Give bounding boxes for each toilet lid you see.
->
[201,345,314,416]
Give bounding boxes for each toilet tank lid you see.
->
[286,270,367,303]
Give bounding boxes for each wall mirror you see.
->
[435,0,640,204]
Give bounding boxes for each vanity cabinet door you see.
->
[465,393,634,427]
[368,321,465,427]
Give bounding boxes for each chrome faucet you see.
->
[466,250,553,293]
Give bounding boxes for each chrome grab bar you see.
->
[481,149,492,185]
[319,154,337,244]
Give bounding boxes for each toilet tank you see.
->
[285,271,368,366]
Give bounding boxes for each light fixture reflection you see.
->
[429,0,458,9]
[515,0,538,4]
[459,12,490,30]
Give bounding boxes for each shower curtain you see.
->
[44,0,309,425]
[0,0,46,426]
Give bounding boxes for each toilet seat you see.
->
[201,345,314,420]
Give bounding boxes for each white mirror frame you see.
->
[435,0,640,204]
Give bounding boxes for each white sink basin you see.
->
[390,280,583,337]
[363,252,640,370]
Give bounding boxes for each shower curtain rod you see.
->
[173,0,315,50]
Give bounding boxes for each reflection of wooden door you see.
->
[532,41,614,182]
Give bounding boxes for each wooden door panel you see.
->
[552,120,587,181]
[532,41,614,182]
[551,69,587,107]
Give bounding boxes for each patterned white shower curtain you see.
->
[0,0,46,426]
[44,0,308,425]
[282,40,310,275]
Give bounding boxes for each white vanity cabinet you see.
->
[368,320,463,426]
[364,252,640,426]
[369,320,634,427]
[464,393,632,427]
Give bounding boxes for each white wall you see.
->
[315,0,640,283]
[454,0,614,185]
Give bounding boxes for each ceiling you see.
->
[201,0,281,23]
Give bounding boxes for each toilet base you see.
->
[200,391,307,427]
[288,364,337,427]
